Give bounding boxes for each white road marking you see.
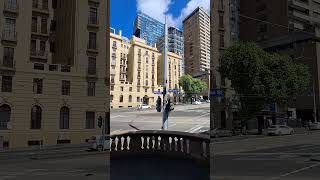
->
[267,162,320,180]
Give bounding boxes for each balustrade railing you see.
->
[110,130,210,163]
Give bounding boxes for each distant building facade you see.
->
[110,29,183,108]
[183,7,211,76]
[134,11,165,47]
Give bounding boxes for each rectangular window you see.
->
[145,88,148,93]
[32,0,38,8]
[33,78,43,94]
[137,97,140,102]
[86,112,95,129]
[88,57,96,75]
[89,32,97,49]
[41,18,47,34]
[30,40,36,55]
[120,86,124,91]
[2,76,12,92]
[219,15,224,28]
[4,18,16,40]
[28,140,43,146]
[42,0,48,9]
[110,95,113,102]
[40,41,46,56]
[129,87,132,92]
[32,17,37,32]
[87,82,95,96]
[219,33,225,48]
[110,86,114,91]
[3,47,14,67]
[89,7,98,24]
[61,80,70,96]
[5,0,17,10]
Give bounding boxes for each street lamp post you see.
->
[162,17,169,130]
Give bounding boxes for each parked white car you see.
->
[192,101,202,105]
[137,104,151,110]
[89,135,109,151]
[268,125,294,136]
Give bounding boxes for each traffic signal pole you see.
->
[162,17,169,130]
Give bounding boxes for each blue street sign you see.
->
[168,89,179,93]
[210,89,224,97]
[154,91,162,95]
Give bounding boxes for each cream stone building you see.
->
[110,29,183,108]
[0,0,108,149]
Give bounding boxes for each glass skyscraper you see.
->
[134,11,165,47]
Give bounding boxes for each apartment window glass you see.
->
[30,40,36,54]
[89,32,97,49]
[145,80,148,86]
[119,95,123,103]
[61,80,70,96]
[33,78,43,94]
[3,47,14,67]
[219,33,225,48]
[110,86,114,91]
[5,0,17,10]
[60,107,69,129]
[31,105,42,129]
[137,97,140,102]
[32,17,37,32]
[120,87,124,91]
[42,0,48,9]
[145,88,148,93]
[129,87,132,92]
[40,41,46,55]
[0,104,11,130]
[218,0,223,10]
[89,7,98,24]
[4,18,16,39]
[219,15,224,28]
[86,112,95,129]
[110,95,113,102]
[41,18,47,34]
[32,0,38,8]
[129,95,132,102]
[88,57,96,75]
[87,82,95,96]
[2,76,12,92]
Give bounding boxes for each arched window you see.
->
[0,104,11,130]
[31,106,42,129]
[60,107,69,129]
[129,95,132,102]
[120,95,123,103]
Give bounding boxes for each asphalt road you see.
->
[0,153,109,180]
[212,131,320,180]
[111,103,210,134]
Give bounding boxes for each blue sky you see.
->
[111,0,210,38]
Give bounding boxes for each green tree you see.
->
[219,42,309,133]
[179,75,207,103]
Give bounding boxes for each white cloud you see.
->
[136,0,210,29]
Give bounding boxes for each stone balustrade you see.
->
[110,130,210,164]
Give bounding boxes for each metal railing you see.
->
[30,50,48,58]
[110,130,210,163]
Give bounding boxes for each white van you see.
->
[89,135,110,151]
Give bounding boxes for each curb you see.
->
[29,151,109,160]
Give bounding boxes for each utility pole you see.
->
[162,17,169,130]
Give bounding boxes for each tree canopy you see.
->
[179,75,207,101]
[219,42,310,127]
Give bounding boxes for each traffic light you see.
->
[98,116,103,128]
